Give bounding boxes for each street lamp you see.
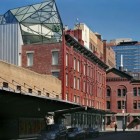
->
[122,91,127,131]
[122,91,132,131]
[122,107,125,131]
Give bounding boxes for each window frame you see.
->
[26,51,34,67]
[52,51,59,65]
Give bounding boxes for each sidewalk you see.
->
[104,128,140,132]
[99,128,140,138]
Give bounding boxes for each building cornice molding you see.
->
[65,34,109,70]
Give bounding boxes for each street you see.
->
[91,131,140,140]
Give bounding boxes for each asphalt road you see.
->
[91,131,140,140]
[11,131,140,140]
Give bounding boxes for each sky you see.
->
[0,0,140,42]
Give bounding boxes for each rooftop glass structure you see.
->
[0,0,63,44]
[112,42,140,72]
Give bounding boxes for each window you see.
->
[74,77,76,89]
[88,66,90,77]
[3,82,8,88]
[87,99,89,107]
[107,101,110,109]
[89,100,91,107]
[82,98,84,105]
[46,93,50,97]
[52,72,59,78]
[133,87,137,96]
[138,101,140,109]
[122,101,126,109]
[118,89,121,97]
[38,91,41,95]
[66,53,68,67]
[117,101,121,109]
[91,100,94,107]
[87,66,89,76]
[122,89,126,96]
[74,95,76,102]
[90,68,93,78]
[77,78,80,90]
[83,81,86,92]
[133,101,137,109]
[17,85,21,91]
[77,96,80,104]
[100,74,102,83]
[97,101,99,109]
[106,116,111,125]
[84,64,86,75]
[56,95,59,99]
[90,84,92,95]
[92,67,95,78]
[112,115,115,122]
[87,82,89,93]
[138,88,140,96]
[84,98,87,106]
[66,74,68,86]
[107,89,111,97]
[52,51,59,65]
[27,52,33,66]
[74,58,76,70]
[28,88,32,93]
[66,93,68,101]
[77,60,80,72]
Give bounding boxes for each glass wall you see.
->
[0,0,63,44]
[112,45,140,72]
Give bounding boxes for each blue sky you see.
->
[0,0,140,42]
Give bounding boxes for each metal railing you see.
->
[0,77,61,100]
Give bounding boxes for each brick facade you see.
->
[22,32,108,110]
[106,68,140,130]
[63,39,106,109]
[0,61,61,98]
[22,43,63,78]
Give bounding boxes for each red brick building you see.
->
[22,31,108,110]
[106,68,140,130]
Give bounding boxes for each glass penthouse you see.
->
[0,0,63,65]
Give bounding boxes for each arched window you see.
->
[107,89,111,97]
[106,86,111,97]
[117,86,127,97]
[118,89,121,97]
[122,88,126,96]
[133,87,137,96]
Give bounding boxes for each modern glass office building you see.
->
[112,42,140,72]
[0,0,63,65]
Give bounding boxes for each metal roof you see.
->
[0,0,63,44]
[0,88,114,118]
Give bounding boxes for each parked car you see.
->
[84,127,99,138]
[67,127,85,140]
[38,124,67,140]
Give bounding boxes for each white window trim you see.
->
[52,51,59,65]
[26,52,34,67]
[51,69,60,72]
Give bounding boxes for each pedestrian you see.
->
[114,123,117,132]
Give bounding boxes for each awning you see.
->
[0,88,115,118]
[48,106,116,116]
[127,117,140,129]
[0,89,80,118]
